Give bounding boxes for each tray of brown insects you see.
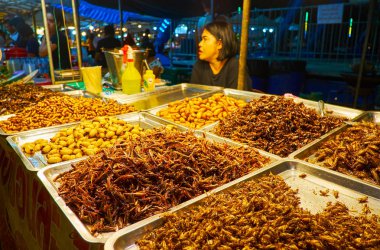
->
[290,111,380,186]
[37,128,279,243]
[104,159,380,250]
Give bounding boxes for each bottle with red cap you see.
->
[121,45,141,94]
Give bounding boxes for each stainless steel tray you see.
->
[42,84,77,92]
[290,111,380,160]
[7,112,189,172]
[202,94,363,131]
[42,84,98,98]
[0,93,129,136]
[290,111,380,185]
[351,111,380,123]
[201,95,364,157]
[147,89,269,129]
[37,130,278,243]
[111,84,223,111]
[104,160,380,250]
[290,96,363,120]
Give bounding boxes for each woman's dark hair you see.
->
[204,21,238,61]
[48,7,64,28]
[9,16,35,47]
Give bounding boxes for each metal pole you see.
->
[169,19,173,67]
[72,0,83,71]
[210,0,214,21]
[32,10,37,37]
[40,0,55,84]
[353,0,376,108]
[118,0,123,40]
[237,0,251,90]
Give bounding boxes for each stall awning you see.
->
[54,0,162,24]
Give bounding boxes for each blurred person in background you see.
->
[9,16,39,57]
[123,32,138,49]
[39,7,71,69]
[140,29,156,60]
[86,32,96,58]
[4,15,19,46]
[95,25,121,68]
[191,21,250,89]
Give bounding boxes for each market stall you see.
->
[1,1,380,250]
[2,75,380,249]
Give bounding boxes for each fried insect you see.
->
[308,122,380,185]
[0,95,136,132]
[54,129,270,234]
[138,175,380,249]
[213,96,346,157]
[0,83,64,115]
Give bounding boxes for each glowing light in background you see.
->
[304,11,309,37]
[348,18,353,38]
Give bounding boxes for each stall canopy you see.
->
[85,0,243,19]
[54,0,162,24]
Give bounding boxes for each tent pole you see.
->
[40,0,55,84]
[72,0,83,71]
[118,0,123,40]
[169,19,173,67]
[237,0,251,90]
[32,10,37,37]
[353,0,376,108]
[210,0,214,21]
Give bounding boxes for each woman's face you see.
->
[47,13,56,34]
[198,29,222,62]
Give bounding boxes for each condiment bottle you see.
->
[121,45,141,94]
[143,69,155,92]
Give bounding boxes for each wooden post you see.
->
[237,0,251,90]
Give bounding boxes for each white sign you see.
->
[317,4,344,24]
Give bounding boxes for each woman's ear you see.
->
[216,39,223,50]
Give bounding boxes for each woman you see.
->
[39,8,71,69]
[191,21,251,89]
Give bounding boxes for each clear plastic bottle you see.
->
[143,69,155,92]
[121,45,141,95]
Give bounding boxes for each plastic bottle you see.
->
[121,45,141,94]
[143,69,155,92]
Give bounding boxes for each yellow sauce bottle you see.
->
[143,69,155,92]
[121,45,141,95]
